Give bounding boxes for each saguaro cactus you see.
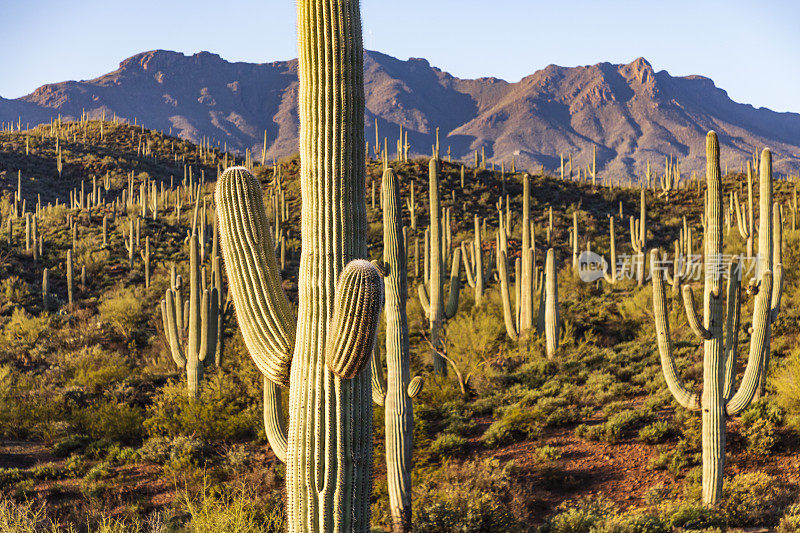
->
[733,161,755,257]
[630,188,646,285]
[418,157,461,374]
[161,231,218,399]
[216,2,384,528]
[651,132,777,505]
[543,248,560,358]
[372,167,422,533]
[462,215,492,306]
[66,249,74,305]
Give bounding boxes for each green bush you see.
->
[637,421,672,444]
[413,458,521,532]
[482,406,542,448]
[545,497,617,533]
[428,433,467,459]
[97,285,148,340]
[778,504,800,533]
[722,472,792,526]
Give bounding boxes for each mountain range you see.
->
[2,49,800,178]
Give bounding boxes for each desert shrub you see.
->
[2,308,51,359]
[52,434,91,457]
[778,504,800,533]
[722,472,792,526]
[647,439,699,476]
[740,399,783,456]
[413,458,521,532]
[576,409,649,443]
[73,401,145,444]
[182,481,285,532]
[0,276,31,311]
[482,406,541,448]
[545,497,617,533]
[60,346,131,391]
[144,380,260,442]
[660,501,725,529]
[593,510,668,533]
[529,396,578,427]
[97,285,148,340]
[428,433,467,459]
[638,421,672,444]
[775,350,800,415]
[0,498,62,532]
[532,445,562,463]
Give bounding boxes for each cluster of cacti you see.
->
[418,157,461,374]
[651,131,783,505]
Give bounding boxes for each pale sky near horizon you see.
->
[1,1,798,113]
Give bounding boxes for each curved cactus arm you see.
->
[733,192,749,240]
[496,242,519,342]
[722,258,742,401]
[325,259,385,379]
[651,250,701,410]
[162,291,187,369]
[263,375,288,463]
[462,241,476,289]
[371,343,387,406]
[216,166,296,386]
[444,247,461,319]
[682,285,713,340]
[417,284,431,316]
[726,271,773,416]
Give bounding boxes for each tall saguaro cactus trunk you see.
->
[651,131,775,506]
[374,167,417,533]
[217,2,384,530]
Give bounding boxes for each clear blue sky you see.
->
[1,1,798,113]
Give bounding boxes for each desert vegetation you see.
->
[0,1,798,532]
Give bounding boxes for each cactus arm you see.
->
[162,293,187,368]
[325,260,385,379]
[770,205,783,323]
[682,285,713,340]
[462,241,476,289]
[263,375,288,463]
[417,283,431,316]
[216,167,296,386]
[496,244,519,342]
[407,376,423,398]
[651,250,701,410]
[771,264,783,323]
[370,344,386,406]
[733,193,749,240]
[204,287,219,363]
[722,259,742,401]
[197,289,210,363]
[444,247,461,320]
[726,271,773,416]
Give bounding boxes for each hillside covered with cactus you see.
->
[2,50,800,178]
[0,105,798,531]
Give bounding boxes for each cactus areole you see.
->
[216,1,384,530]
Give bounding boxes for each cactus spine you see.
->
[372,167,419,533]
[651,131,776,505]
[216,2,384,528]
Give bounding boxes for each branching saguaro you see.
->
[651,131,782,505]
[216,1,385,529]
